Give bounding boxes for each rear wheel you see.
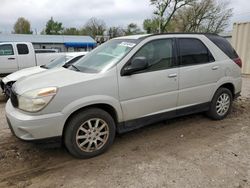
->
[207,88,233,120]
[64,108,116,158]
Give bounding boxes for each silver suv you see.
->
[6,34,242,158]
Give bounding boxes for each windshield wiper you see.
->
[40,64,48,69]
[71,65,81,71]
[63,62,71,68]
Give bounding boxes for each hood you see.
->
[2,66,45,84]
[13,67,98,95]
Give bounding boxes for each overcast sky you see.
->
[0,0,250,34]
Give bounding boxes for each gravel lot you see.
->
[0,76,249,188]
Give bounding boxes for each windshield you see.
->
[72,39,139,73]
[43,56,72,69]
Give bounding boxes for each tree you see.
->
[82,18,106,38]
[108,27,125,38]
[13,17,33,34]
[63,27,80,35]
[150,0,195,33]
[173,0,232,33]
[44,17,63,35]
[143,18,159,33]
[125,23,142,35]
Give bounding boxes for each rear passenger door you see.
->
[177,38,222,108]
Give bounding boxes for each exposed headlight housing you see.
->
[18,87,57,112]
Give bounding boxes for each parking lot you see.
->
[0,76,249,188]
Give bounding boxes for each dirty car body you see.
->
[5,34,242,158]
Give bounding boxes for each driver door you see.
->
[118,38,179,122]
[0,44,18,75]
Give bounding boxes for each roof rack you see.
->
[147,32,219,36]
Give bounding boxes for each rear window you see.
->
[206,35,238,59]
[17,44,29,55]
[178,38,214,66]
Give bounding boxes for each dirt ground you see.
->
[0,76,249,188]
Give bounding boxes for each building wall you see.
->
[32,43,92,52]
[232,22,250,74]
[0,34,97,53]
[33,43,67,52]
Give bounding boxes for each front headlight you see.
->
[18,87,58,112]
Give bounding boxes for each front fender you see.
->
[61,95,123,122]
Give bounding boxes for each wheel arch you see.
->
[62,103,119,138]
[218,82,235,98]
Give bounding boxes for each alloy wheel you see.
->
[75,118,109,152]
[216,93,231,116]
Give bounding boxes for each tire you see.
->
[4,95,9,101]
[206,88,233,120]
[64,108,116,159]
[0,94,8,102]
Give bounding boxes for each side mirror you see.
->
[122,57,148,76]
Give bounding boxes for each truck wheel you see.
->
[206,88,233,120]
[64,108,116,158]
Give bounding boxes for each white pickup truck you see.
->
[0,42,66,76]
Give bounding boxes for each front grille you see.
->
[5,82,14,98]
[10,89,18,108]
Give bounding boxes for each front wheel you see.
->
[206,88,233,120]
[64,108,116,158]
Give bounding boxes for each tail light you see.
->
[233,58,242,68]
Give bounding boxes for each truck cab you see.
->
[0,42,35,76]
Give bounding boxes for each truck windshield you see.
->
[72,39,139,73]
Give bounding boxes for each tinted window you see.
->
[179,38,214,66]
[131,39,174,72]
[206,35,238,59]
[17,44,29,55]
[0,44,14,56]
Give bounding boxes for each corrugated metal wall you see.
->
[232,22,250,74]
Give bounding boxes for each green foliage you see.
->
[143,18,159,33]
[83,18,106,38]
[108,27,125,38]
[63,27,80,35]
[125,23,142,35]
[150,0,195,33]
[13,17,33,34]
[44,17,63,35]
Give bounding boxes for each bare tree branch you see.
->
[172,0,232,34]
[150,0,195,33]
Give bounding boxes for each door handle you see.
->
[168,73,177,78]
[212,66,219,70]
[8,57,15,60]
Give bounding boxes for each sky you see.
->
[0,0,250,34]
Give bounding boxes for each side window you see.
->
[131,39,174,72]
[179,38,214,66]
[17,44,29,55]
[0,44,14,56]
[206,35,238,59]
